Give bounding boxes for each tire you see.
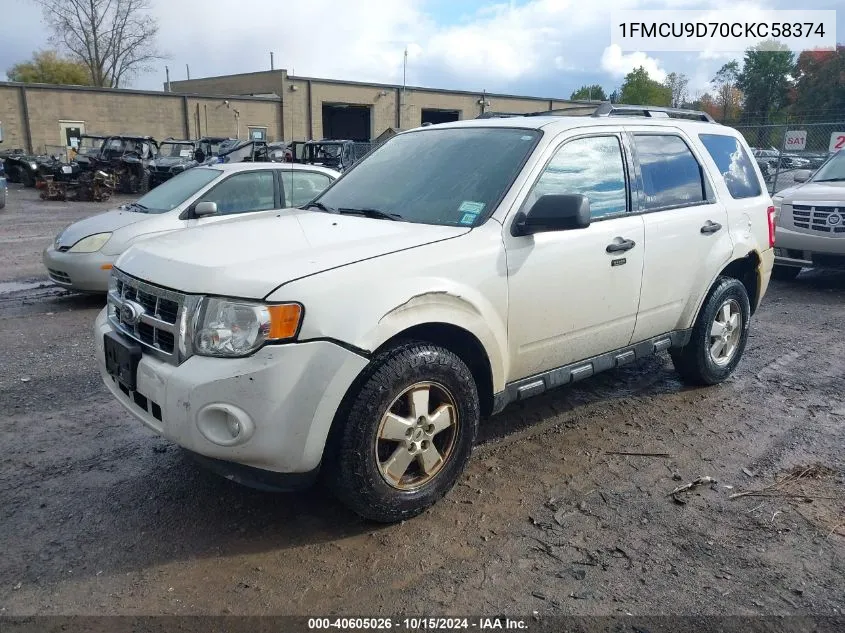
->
[670,277,751,386]
[772,265,801,281]
[324,341,480,523]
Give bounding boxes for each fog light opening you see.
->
[196,404,254,447]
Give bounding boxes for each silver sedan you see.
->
[43,162,338,292]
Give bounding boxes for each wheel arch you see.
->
[716,250,762,315]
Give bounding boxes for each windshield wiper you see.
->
[302,201,335,213]
[123,201,148,212]
[337,207,402,221]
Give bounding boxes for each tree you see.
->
[7,50,92,85]
[736,41,795,123]
[791,45,845,119]
[34,0,161,88]
[570,84,607,101]
[619,67,671,106]
[711,61,742,121]
[663,72,688,108]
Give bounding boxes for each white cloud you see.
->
[600,45,667,81]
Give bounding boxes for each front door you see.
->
[60,121,85,159]
[185,170,281,228]
[625,129,733,342]
[504,133,645,381]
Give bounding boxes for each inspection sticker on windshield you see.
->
[459,201,485,213]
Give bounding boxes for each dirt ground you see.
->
[0,184,843,618]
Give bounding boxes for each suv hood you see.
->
[777,181,845,202]
[56,208,153,249]
[116,209,471,298]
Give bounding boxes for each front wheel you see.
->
[324,342,480,522]
[670,277,751,386]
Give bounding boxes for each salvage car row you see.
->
[0,134,367,202]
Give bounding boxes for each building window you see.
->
[248,127,267,141]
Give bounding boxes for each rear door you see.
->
[625,128,733,342]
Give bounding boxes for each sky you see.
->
[0,0,841,100]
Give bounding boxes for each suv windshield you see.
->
[811,151,845,182]
[131,168,221,213]
[314,128,540,226]
[159,142,194,158]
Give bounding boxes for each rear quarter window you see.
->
[699,134,762,199]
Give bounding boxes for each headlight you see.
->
[194,298,302,357]
[68,232,112,253]
[30,162,37,170]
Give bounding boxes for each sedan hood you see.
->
[117,210,471,298]
[55,208,152,249]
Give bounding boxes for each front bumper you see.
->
[94,308,369,474]
[43,245,115,292]
[774,225,845,268]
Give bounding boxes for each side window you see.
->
[698,134,762,199]
[527,135,627,218]
[199,171,276,215]
[284,171,332,207]
[634,134,706,209]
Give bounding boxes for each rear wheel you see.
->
[772,265,801,281]
[671,277,751,386]
[324,341,479,522]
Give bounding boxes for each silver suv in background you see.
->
[772,150,845,279]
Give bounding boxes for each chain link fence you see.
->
[730,122,845,194]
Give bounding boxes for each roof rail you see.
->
[592,103,715,122]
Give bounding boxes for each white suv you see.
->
[95,106,775,522]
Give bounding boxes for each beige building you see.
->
[0,69,593,153]
[170,69,593,143]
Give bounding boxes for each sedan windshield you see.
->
[812,151,845,182]
[314,128,540,226]
[131,168,221,213]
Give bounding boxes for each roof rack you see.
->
[592,103,715,122]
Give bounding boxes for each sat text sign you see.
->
[830,132,845,153]
[784,130,806,151]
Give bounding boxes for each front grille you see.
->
[107,269,195,365]
[48,268,71,284]
[791,204,845,234]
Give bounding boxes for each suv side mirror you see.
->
[512,194,591,236]
[194,201,218,217]
[792,169,811,183]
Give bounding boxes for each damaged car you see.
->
[91,135,159,194]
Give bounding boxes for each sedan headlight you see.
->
[68,232,112,253]
[194,298,302,357]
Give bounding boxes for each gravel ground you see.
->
[0,184,842,618]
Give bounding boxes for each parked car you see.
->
[206,139,269,164]
[92,135,159,194]
[297,139,365,171]
[0,160,6,209]
[94,106,775,522]
[149,138,201,188]
[71,134,108,171]
[770,150,845,279]
[2,149,44,187]
[44,163,338,292]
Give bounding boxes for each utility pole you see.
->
[165,66,171,92]
[270,52,274,70]
[186,64,191,80]
[402,48,408,106]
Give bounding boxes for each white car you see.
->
[771,150,845,279]
[95,106,774,522]
[44,163,338,292]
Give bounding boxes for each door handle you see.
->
[606,238,636,253]
[700,220,722,235]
